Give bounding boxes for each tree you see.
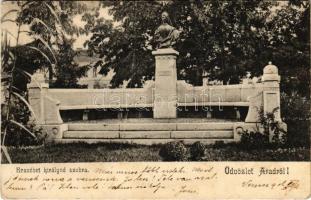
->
[85,1,309,98]
[267,1,310,97]
[85,1,278,87]
[0,1,88,161]
[85,1,161,88]
[52,37,88,88]
[15,1,89,88]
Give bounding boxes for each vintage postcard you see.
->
[1,1,310,199]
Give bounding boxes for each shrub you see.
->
[237,107,287,149]
[190,141,206,161]
[159,141,188,161]
[4,123,46,147]
[238,128,269,150]
[213,140,226,148]
[1,95,46,146]
[259,107,287,145]
[281,92,310,147]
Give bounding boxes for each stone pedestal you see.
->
[262,62,281,121]
[152,48,179,118]
[27,71,65,141]
[27,72,49,125]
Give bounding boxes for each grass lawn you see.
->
[2,142,310,163]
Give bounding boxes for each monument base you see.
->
[153,101,177,118]
[152,48,179,119]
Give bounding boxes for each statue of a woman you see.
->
[154,11,180,49]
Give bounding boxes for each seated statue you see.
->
[154,11,180,49]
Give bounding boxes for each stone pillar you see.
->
[262,62,281,121]
[152,48,179,118]
[237,62,287,143]
[27,71,65,141]
[27,71,49,125]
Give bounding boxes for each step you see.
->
[54,138,236,145]
[67,122,234,131]
[119,124,176,131]
[171,131,233,139]
[68,124,119,131]
[63,130,233,139]
[176,123,233,130]
[63,131,119,139]
[120,131,170,139]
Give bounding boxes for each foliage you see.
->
[238,129,270,150]
[11,1,89,88]
[268,2,310,97]
[240,92,311,149]
[50,37,89,88]
[1,26,41,163]
[281,92,310,147]
[6,41,48,92]
[281,92,310,122]
[159,141,188,161]
[85,1,309,95]
[237,107,287,149]
[1,94,46,146]
[9,39,88,89]
[0,1,89,162]
[189,141,206,161]
[259,107,287,145]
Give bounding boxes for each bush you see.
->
[1,96,46,146]
[4,123,46,147]
[238,129,269,150]
[281,92,310,147]
[259,108,287,145]
[190,141,206,161]
[237,107,286,149]
[159,141,188,161]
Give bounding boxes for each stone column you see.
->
[152,48,179,118]
[262,62,288,142]
[236,62,287,142]
[262,62,281,121]
[27,71,65,141]
[27,72,49,125]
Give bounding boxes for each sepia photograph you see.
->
[1,1,310,164]
[1,1,311,199]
